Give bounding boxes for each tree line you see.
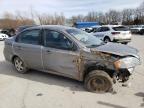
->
[70,1,144,25]
[0,11,65,29]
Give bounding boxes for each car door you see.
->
[42,29,80,79]
[13,29,43,70]
[94,27,105,39]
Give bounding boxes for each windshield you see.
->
[112,26,129,31]
[66,29,104,47]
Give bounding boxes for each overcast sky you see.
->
[0,0,143,18]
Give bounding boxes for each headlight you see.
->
[114,57,140,69]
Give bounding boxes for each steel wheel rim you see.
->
[90,77,108,92]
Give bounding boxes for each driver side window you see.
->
[44,30,76,51]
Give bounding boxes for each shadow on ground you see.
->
[97,101,127,108]
[0,60,84,92]
[135,92,144,107]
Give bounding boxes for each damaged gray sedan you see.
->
[3,25,141,93]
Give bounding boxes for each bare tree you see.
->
[0,12,35,29]
[36,13,65,25]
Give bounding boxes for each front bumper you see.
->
[115,56,141,76]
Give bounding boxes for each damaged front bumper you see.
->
[114,56,141,81]
[115,56,141,73]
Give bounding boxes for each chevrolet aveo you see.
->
[4,25,141,93]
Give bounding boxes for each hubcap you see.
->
[14,58,24,72]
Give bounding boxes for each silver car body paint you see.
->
[3,25,141,81]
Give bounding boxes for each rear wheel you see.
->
[84,70,113,93]
[104,37,111,43]
[13,57,28,74]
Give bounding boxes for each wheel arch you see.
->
[11,55,25,65]
[104,36,111,41]
[11,55,19,63]
[83,64,113,81]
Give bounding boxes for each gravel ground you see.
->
[0,35,144,108]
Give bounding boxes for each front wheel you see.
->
[84,70,113,93]
[13,57,28,74]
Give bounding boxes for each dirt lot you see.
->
[0,35,144,108]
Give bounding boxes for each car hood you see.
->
[91,42,139,58]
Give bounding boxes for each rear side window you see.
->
[112,26,129,31]
[16,29,41,45]
[97,27,110,32]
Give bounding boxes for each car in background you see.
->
[1,28,15,37]
[85,27,93,33]
[16,25,37,34]
[91,25,132,44]
[80,28,86,31]
[4,25,141,93]
[0,33,9,41]
[91,25,102,33]
[83,26,101,33]
[130,25,144,35]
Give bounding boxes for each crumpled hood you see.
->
[91,42,139,58]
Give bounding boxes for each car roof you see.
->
[101,25,124,27]
[27,25,75,31]
[18,25,37,31]
[19,25,37,29]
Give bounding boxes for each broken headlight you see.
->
[114,57,140,69]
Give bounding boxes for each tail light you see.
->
[111,32,120,35]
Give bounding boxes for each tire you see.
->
[139,30,144,35]
[84,70,113,93]
[122,42,128,45]
[13,57,28,74]
[104,37,110,43]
